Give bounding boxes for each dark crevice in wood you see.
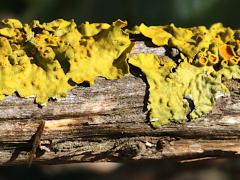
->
[129,64,149,113]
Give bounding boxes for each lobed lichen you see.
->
[0,19,132,105]
[137,23,240,66]
[129,23,240,127]
[0,18,239,128]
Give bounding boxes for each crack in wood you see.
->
[0,41,239,164]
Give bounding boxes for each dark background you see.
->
[0,0,239,179]
[0,0,239,28]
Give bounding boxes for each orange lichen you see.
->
[218,44,235,60]
[208,54,219,65]
[220,59,228,67]
[198,57,208,66]
[229,56,239,66]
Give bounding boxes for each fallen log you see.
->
[0,41,239,165]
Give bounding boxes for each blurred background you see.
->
[0,159,239,180]
[0,0,239,28]
[0,0,239,179]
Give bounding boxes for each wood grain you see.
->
[0,41,239,165]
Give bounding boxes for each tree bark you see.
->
[0,41,239,165]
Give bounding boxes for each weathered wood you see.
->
[0,41,239,165]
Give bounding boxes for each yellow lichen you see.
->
[0,18,240,128]
[0,19,132,105]
[128,54,231,127]
[79,22,110,37]
[138,23,211,59]
[66,20,131,84]
[138,23,240,64]
[129,22,240,127]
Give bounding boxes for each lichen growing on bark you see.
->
[0,19,239,128]
[129,23,240,127]
[0,19,132,105]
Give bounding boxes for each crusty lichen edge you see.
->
[0,18,239,127]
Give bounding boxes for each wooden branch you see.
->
[0,41,240,165]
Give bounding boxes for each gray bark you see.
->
[0,41,239,165]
